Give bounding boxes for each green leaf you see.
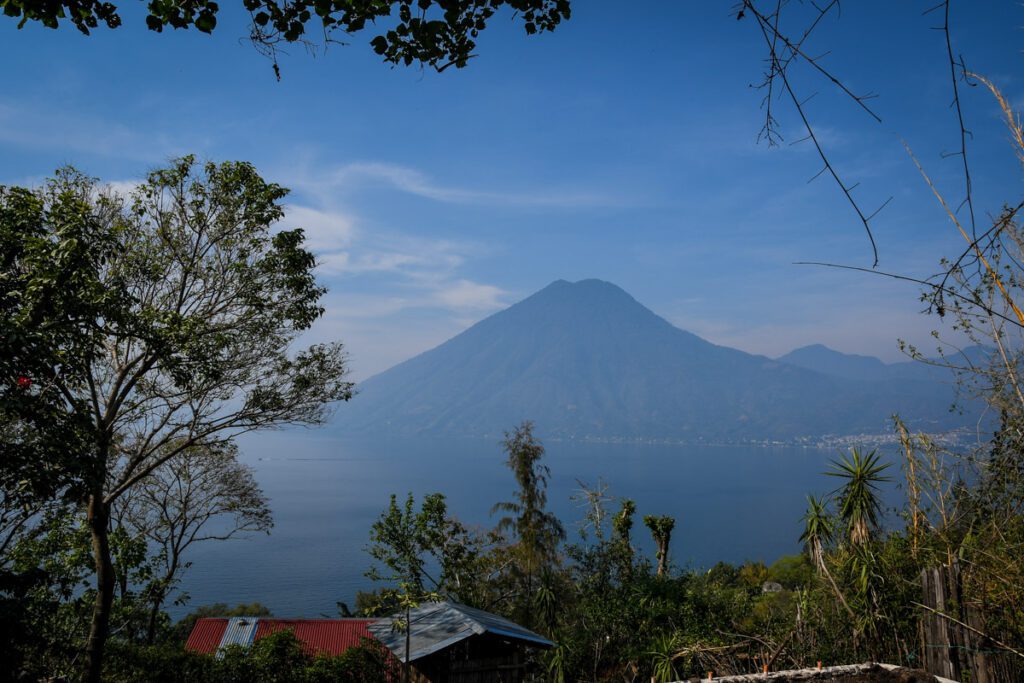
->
[370,35,388,54]
[195,12,215,32]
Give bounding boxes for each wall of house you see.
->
[411,635,534,683]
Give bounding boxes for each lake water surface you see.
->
[178,432,901,618]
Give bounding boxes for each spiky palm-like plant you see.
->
[799,494,834,574]
[827,448,892,546]
[647,632,683,683]
[799,491,856,621]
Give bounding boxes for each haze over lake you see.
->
[178,430,902,618]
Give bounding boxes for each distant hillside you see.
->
[777,344,894,382]
[777,343,990,385]
[331,279,973,441]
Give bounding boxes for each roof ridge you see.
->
[260,617,376,622]
[442,601,487,637]
[197,616,376,622]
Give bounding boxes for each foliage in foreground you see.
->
[354,418,1024,682]
[13,411,1012,682]
[1,158,353,682]
[2,0,571,78]
[102,629,394,683]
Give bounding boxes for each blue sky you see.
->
[3,2,1022,380]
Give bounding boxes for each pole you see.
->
[404,602,411,683]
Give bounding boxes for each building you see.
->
[185,601,554,682]
[185,616,379,657]
[369,601,554,682]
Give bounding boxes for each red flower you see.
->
[16,376,31,389]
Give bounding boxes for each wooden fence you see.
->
[920,561,1021,682]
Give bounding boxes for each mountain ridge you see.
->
[332,279,972,441]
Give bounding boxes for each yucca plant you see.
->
[827,448,892,546]
[545,642,569,683]
[799,494,834,575]
[647,632,683,683]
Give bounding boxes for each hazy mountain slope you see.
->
[777,344,892,381]
[333,280,968,441]
[777,342,990,389]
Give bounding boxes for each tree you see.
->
[558,487,655,680]
[643,514,674,578]
[2,172,141,677]
[1,157,353,682]
[799,495,833,576]
[3,0,570,78]
[611,498,637,579]
[365,491,484,606]
[491,421,564,627]
[0,504,93,679]
[1,175,119,511]
[113,441,273,644]
[826,448,891,547]
[2,503,167,679]
[365,491,485,683]
[797,492,855,624]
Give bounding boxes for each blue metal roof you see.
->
[368,601,555,662]
[216,617,259,657]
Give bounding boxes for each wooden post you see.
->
[918,561,1022,682]
[404,603,411,683]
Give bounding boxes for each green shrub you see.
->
[102,630,396,682]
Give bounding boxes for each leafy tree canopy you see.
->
[365,492,485,607]
[0,174,123,504]
[1,0,571,76]
[2,156,354,682]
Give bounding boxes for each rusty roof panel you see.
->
[253,619,378,657]
[185,618,229,655]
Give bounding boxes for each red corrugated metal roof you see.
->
[185,618,229,654]
[254,619,378,657]
[186,617,381,658]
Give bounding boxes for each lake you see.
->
[177,432,902,618]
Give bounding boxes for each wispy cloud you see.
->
[308,276,509,381]
[277,204,356,253]
[275,195,511,378]
[0,101,190,163]
[432,279,506,310]
[289,160,629,209]
[312,231,467,279]
[313,228,509,314]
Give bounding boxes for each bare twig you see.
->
[793,260,1024,330]
[913,601,1024,660]
[744,0,884,266]
[940,1,977,238]
[901,140,1024,326]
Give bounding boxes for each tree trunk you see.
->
[655,535,670,577]
[146,558,178,645]
[86,493,115,683]
[526,555,533,629]
[145,592,165,645]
